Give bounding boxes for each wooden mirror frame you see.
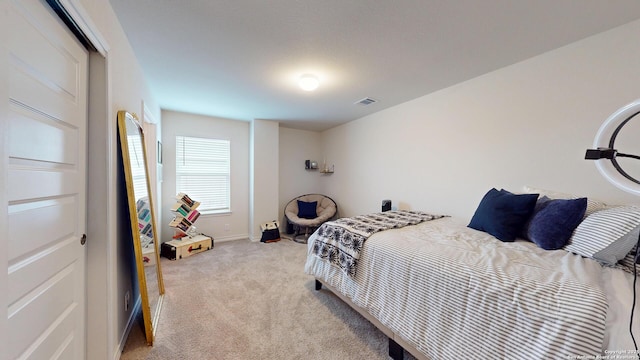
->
[117,110,165,345]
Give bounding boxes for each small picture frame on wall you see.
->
[157,141,163,164]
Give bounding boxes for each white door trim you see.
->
[51,0,109,55]
[0,0,11,357]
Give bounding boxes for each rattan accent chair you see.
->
[284,194,337,243]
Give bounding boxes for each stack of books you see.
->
[169,192,201,236]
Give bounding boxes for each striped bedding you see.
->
[304,216,609,359]
[311,210,446,277]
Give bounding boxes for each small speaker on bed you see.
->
[382,200,391,212]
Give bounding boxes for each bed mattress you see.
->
[305,217,640,359]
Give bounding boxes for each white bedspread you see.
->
[305,217,627,359]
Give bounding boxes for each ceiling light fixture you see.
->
[299,74,319,91]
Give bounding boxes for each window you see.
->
[127,134,148,201]
[176,136,230,213]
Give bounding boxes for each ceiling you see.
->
[109,0,640,132]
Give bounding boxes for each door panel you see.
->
[9,106,79,164]
[6,0,88,359]
[24,313,76,360]
[8,265,77,359]
[8,235,77,304]
[8,197,77,260]
[7,167,79,201]
[10,68,80,126]
[9,0,82,115]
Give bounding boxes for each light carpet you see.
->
[120,238,414,360]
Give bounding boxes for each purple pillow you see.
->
[523,197,587,250]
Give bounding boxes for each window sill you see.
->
[200,210,232,217]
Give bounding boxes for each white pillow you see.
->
[564,206,640,266]
[522,185,607,217]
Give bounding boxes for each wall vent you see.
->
[354,97,378,106]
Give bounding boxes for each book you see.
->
[176,192,194,207]
[169,216,192,233]
[170,193,202,236]
[186,209,200,223]
[170,202,193,216]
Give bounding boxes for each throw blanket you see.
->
[310,210,446,277]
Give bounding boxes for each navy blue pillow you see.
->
[297,200,318,219]
[523,197,587,250]
[468,188,539,242]
[520,196,552,238]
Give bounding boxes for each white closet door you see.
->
[6,0,88,358]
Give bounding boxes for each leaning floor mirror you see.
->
[117,110,165,345]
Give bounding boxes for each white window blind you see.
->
[127,134,148,201]
[176,136,230,213]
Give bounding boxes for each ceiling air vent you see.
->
[355,97,378,106]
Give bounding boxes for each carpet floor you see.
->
[120,238,414,360]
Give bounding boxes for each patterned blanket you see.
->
[310,210,446,277]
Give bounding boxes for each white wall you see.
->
[278,127,324,223]
[161,110,250,242]
[72,1,162,359]
[0,0,9,352]
[250,120,280,240]
[142,106,162,242]
[321,20,640,220]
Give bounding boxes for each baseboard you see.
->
[113,295,142,360]
[215,234,250,242]
[249,231,299,242]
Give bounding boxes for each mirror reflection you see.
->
[117,110,165,345]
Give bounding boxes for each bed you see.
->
[304,189,640,360]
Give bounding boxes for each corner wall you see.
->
[321,20,640,220]
[250,120,280,240]
[278,127,323,223]
[74,0,162,359]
